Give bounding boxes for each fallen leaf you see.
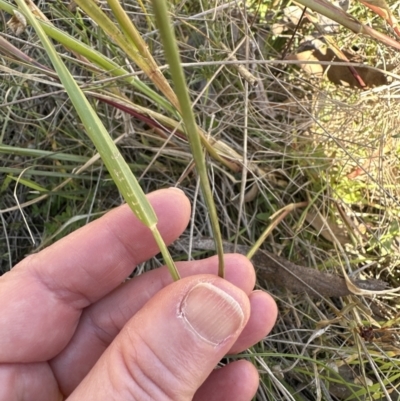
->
[305,211,350,245]
[286,44,387,88]
[285,50,324,77]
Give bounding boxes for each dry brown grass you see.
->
[1,0,400,399]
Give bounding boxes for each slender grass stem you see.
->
[151,0,225,277]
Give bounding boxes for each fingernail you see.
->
[180,283,244,345]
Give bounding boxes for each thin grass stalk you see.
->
[105,0,178,108]
[15,0,181,281]
[106,0,152,58]
[151,0,225,277]
[73,0,180,110]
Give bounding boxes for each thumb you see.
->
[67,275,252,401]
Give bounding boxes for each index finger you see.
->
[0,188,191,362]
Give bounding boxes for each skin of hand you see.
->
[0,188,277,401]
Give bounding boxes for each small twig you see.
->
[219,42,259,86]
[177,238,389,298]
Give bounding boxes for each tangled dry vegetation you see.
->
[1,0,400,399]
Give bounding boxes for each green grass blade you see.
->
[15,0,180,281]
[151,0,225,277]
[106,0,150,54]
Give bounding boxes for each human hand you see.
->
[0,188,277,401]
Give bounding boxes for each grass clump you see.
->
[1,0,400,399]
